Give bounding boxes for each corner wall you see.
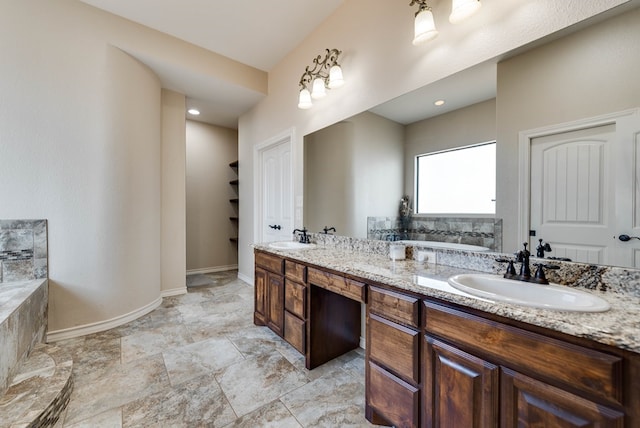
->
[161,90,187,295]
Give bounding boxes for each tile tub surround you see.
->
[0,279,48,396]
[254,242,640,354]
[0,219,48,283]
[367,215,502,252]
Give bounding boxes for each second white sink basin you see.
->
[268,241,317,250]
[447,274,610,312]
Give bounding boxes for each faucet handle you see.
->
[532,263,560,284]
[496,258,517,278]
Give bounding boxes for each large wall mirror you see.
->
[304,6,640,269]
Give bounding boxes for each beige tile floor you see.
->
[54,272,384,427]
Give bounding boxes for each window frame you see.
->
[414,141,496,216]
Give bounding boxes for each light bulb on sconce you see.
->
[409,0,482,46]
[297,48,344,109]
[311,78,327,99]
[449,0,482,24]
[328,65,344,89]
[298,88,313,109]
[410,0,438,45]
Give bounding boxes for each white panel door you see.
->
[613,115,640,268]
[262,140,292,243]
[530,124,616,265]
[530,114,640,268]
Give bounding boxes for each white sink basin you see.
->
[268,241,317,250]
[447,274,610,312]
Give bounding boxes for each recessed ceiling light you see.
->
[434,100,445,106]
[187,108,200,115]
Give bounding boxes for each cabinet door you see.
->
[501,368,624,428]
[254,267,267,325]
[267,272,284,336]
[424,336,499,428]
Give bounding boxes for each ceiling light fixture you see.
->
[449,0,482,24]
[187,108,200,116]
[298,48,344,109]
[434,99,445,106]
[410,0,438,45]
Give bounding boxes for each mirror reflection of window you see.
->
[416,141,496,214]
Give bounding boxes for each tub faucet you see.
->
[293,228,310,243]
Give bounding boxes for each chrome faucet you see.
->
[293,228,310,243]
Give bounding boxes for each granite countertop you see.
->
[254,244,640,355]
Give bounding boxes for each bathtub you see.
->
[400,240,490,252]
[0,279,48,395]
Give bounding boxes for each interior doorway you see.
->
[520,109,640,268]
[254,129,295,244]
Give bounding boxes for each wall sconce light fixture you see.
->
[449,0,482,24]
[410,0,438,45]
[298,48,344,109]
[410,0,482,45]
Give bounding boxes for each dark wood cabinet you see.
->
[423,336,499,428]
[423,301,627,428]
[283,260,307,354]
[254,266,267,325]
[501,368,624,428]
[367,361,420,428]
[255,250,638,427]
[266,273,284,336]
[367,286,421,427]
[254,252,285,337]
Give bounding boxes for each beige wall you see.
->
[304,112,404,238]
[404,99,496,197]
[186,121,238,271]
[496,8,640,252]
[161,89,187,294]
[237,0,627,281]
[0,0,260,336]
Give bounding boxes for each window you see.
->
[415,142,496,214]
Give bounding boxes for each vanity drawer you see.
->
[368,313,420,384]
[255,251,284,274]
[423,301,623,404]
[368,361,419,428]
[285,260,306,283]
[307,268,366,302]
[369,286,420,328]
[284,311,305,354]
[285,280,306,319]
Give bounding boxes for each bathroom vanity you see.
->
[253,245,640,427]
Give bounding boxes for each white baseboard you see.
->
[237,272,253,286]
[359,336,366,350]
[46,296,162,342]
[161,286,187,297]
[186,265,238,275]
